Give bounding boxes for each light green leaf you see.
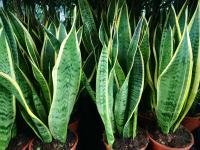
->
[175,3,200,129]
[48,8,81,143]
[57,23,67,42]
[96,45,114,146]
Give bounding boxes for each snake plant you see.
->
[151,1,200,134]
[0,7,81,150]
[96,1,145,147]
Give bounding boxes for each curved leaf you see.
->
[123,49,144,138]
[15,66,47,122]
[0,72,52,143]
[30,60,51,112]
[8,13,39,66]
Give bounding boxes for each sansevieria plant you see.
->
[0,7,81,150]
[96,1,147,147]
[152,1,200,134]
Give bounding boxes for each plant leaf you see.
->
[0,29,15,150]
[57,23,67,42]
[48,8,81,143]
[78,0,98,53]
[117,3,131,71]
[175,3,200,129]
[15,66,47,122]
[156,25,193,133]
[30,60,52,111]
[8,13,40,66]
[96,44,114,146]
[123,49,144,138]
[0,10,18,65]
[0,72,52,143]
[158,27,173,75]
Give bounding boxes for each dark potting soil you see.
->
[7,134,31,150]
[112,128,148,150]
[32,130,76,150]
[149,125,192,148]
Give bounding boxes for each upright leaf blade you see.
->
[30,60,52,112]
[96,45,114,146]
[0,10,18,65]
[57,23,67,42]
[158,27,173,75]
[117,3,131,70]
[123,49,144,138]
[78,0,98,53]
[49,9,82,143]
[175,3,200,128]
[156,26,193,133]
[0,29,15,150]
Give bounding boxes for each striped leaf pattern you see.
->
[175,2,200,129]
[0,29,16,150]
[0,72,52,143]
[96,44,114,146]
[48,8,81,143]
[156,25,193,133]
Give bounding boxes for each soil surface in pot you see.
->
[149,125,192,148]
[112,128,148,150]
[32,130,76,150]
[7,134,31,150]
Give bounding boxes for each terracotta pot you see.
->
[69,123,79,150]
[22,138,34,150]
[148,128,194,150]
[182,116,200,132]
[27,121,79,150]
[103,132,149,150]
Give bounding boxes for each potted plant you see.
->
[147,3,199,149]
[0,7,81,150]
[95,1,150,149]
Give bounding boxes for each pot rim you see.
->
[184,116,200,120]
[148,126,194,150]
